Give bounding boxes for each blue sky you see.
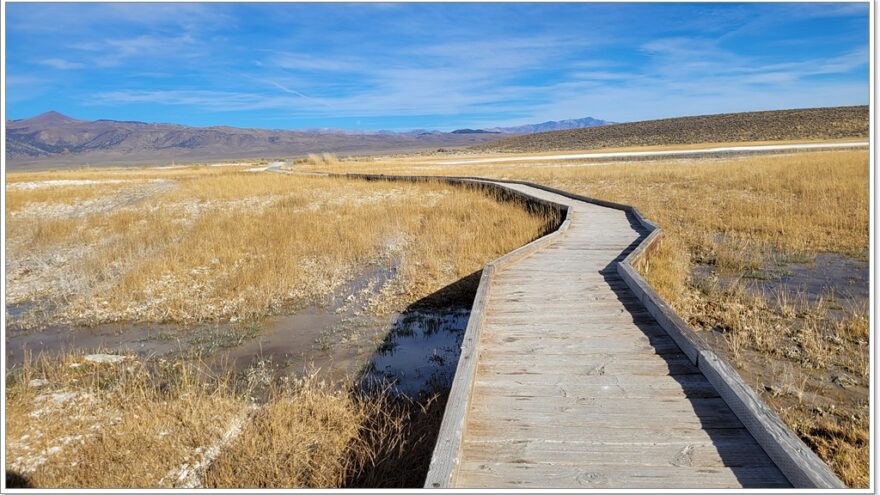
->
[5,2,870,131]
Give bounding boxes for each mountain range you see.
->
[483,117,611,134]
[5,112,610,169]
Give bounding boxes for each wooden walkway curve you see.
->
[316,171,843,489]
[433,180,791,489]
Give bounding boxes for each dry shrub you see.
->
[303,153,338,166]
[205,380,362,488]
[6,353,245,488]
[639,235,689,304]
[7,354,445,488]
[343,393,447,488]
[204,382,446,488]
[782,411,869,488]
[835,313,869,342]
[322,152,339,165]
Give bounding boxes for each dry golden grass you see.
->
[6,149,868,487]
[6,168,550,327]
[5,353,245,488]
[311,150,867,289]
[307,150,869,304]
[204,384,362,488]
[5,353,441,488]
[782,410,869,488]
[6,164,232,184]
[302,152,340,167]
[203,380,445,488]
[306,148,869,487]
[5,163,555,488]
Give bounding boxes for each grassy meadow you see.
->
[7,166,552,327]
[4,149,870,487]
[5,164,555,488]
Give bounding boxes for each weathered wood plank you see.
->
[481,333,679,350]
[461,438,775,468]
[472,374,719,399]
[477,339,684,355]
[421,180,572,489]
[465,421,756,444]
[480,323,669,339]
[456,462,791,488]
[485,313,661,326]
[477,354,701,377]
[467,397,746,430]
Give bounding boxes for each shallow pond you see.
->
[7,253,477,395]
[6,304,469,397]
[693,252,868,315]
[361,310,468,395]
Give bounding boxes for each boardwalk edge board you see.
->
[615,195,846,490]
[336,173,844,489]
[337,173,571,488]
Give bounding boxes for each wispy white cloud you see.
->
[718,2,868,41]
[570,71,634,81]
[70,34,203,68]
[269,53,365,73]
[36,58,84,70]
[636,36,867,85]
[92,34,867,125]
[513,39,868,124]
[5,74,52,103]
[9,3,232,35]
[94,90,286,111]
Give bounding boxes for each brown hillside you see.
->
[475,106,869,153]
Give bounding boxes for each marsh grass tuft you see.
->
[6,353,445,488]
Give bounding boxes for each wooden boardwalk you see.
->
[447,181,791,488]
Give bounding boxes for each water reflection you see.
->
[361,309,469,396]
[6,304,470,397]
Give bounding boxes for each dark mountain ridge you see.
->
[5,111,611,169]
[5,112,498,168]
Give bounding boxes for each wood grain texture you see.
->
[446,181,790,489]
[421,181,571,489]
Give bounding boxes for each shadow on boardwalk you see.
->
[600,212,789,489]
